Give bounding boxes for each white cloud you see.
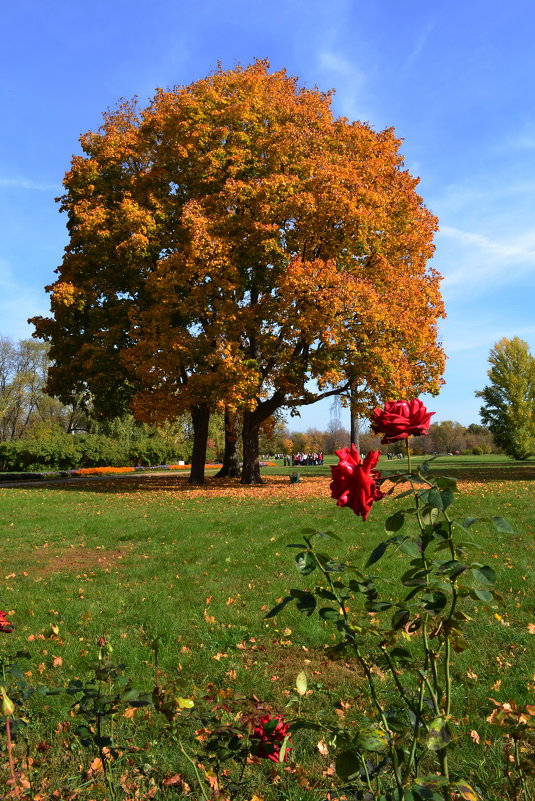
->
[442,321,535,354]
[403,21,436,73]
[437,224,535,292]
[313,48,372,122]
[0,177,61,192]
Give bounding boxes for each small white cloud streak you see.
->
[443,323,535,354]
[0,177,61,192]
[403,21,436,73]
[314,48,372,122]
[437,224,535,291]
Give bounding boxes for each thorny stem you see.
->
[360,753,373,793]
[351,642,404,796]
[6,716,21,800]
[179,740,210,801]
[406,438,451,797]
[312,545,404,794]
[443,508,459,720]
[380,644,428,733]
[404,676,427,783]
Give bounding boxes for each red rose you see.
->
[252,713,291,762]
[330,445,384,521]
[370,399,434,444]
[0,610,14,633]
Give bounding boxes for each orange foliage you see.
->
[32,60,445,436]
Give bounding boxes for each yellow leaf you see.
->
[177,697,194,709]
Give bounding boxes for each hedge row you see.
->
[0,434,187,472]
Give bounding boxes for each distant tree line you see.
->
[8,334,533,472]
[258,417,498,457]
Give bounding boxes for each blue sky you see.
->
[2,0,534,431]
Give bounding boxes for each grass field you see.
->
[0,455,533,800]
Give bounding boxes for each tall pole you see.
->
[350,384,360,451]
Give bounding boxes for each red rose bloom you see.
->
[0,610,14,633]
[370,399,434,444]
[330,445,384,521]
[252,713,291,762]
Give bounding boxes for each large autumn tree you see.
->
[32,60,445,483]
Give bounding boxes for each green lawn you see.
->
[0,457,533,800]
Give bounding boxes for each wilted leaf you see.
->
[426,717,451,751]
[357,725,389,753]
[296,671,307,696]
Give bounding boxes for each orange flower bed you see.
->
[72,466,137,476]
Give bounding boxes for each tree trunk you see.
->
[189,403,210,484]
[241,409,262,484]
[214,408,241,478]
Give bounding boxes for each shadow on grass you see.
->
[2,458,535,494]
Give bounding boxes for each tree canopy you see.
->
[32,60,445,483]
[476,337,535,460]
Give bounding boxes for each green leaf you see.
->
[278,733,291,762]
[471,565,496,586]
[440,488,455,509]
[436,475,457,490]
[385,511,405,533]
[400,539,422,558]
[365,540,389,567]
[391,609,410,629]
[295,551,316,575]
[402,567,432,586]
[316,529,343,542]
[426,717,451,751]
[121,688,140,702]
[421,506,440,526]
[491,516,513,533]
[324,560,346,573]
[356,725,389,752]
[319,607,341,621]
[471,589,493,602]
[295,671,307,696]
[365,600,394,612]
[412,774,449,800]
[462,517,479,528]
[264,596,293,618]
[419,489,444,510]
[421,591,448,614]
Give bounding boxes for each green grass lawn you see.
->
[0,456,533,800]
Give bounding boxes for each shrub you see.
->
[0,433,186,472]
[0,435,83,471]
